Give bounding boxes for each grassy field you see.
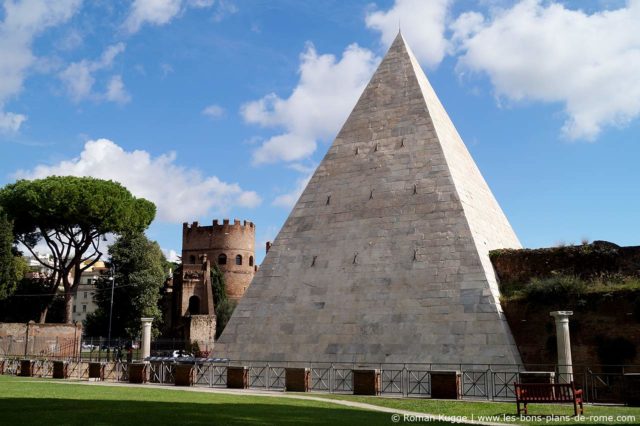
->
[2,375,639,425]
[0,375,441,426]
[316,394,640,425]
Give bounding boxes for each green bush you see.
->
[521,275,587,302]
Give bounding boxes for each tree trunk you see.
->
[39,280,59,324]
[64,291,74,323]
[39,304,49,324]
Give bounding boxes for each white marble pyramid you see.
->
[217,33,522,365]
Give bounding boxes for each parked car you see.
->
[171,350,194,359]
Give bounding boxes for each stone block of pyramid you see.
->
[217,33,522,365]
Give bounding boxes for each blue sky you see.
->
[1,0,639,263]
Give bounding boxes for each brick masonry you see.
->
[174,364,195,386]
[216,33,521,365]
[182,219,256,301]
[430,371,461,399]
[503,292,640,367]
[353,370,381,396]
[285,368,310,392]
[128,364,148,384]
[227,366,248,389]
[0,322,82,358]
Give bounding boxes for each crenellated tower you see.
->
[182,219,256,301]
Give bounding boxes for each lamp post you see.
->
[107,264,115,346]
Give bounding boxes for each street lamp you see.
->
[107,264,115,346]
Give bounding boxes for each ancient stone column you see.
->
[550,311,573,383]
[141,317,153,362]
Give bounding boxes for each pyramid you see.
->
[217,33,522,365]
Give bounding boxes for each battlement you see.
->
[182,219,255,233]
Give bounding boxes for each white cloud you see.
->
[124,0,182,33]
[56,28,83,51]
[59,43,129,103]
[242,43,379,164]
[202,104,225,119]
[14,139,262,223]
[105,75,131,104]
[452,0,640,140]
[272,174,311,209]
[188,0,215,7]
[0,0,81,132]
[0,112,27,133]
[212,0,237,22]
[124,0,223,33]
[162,248,180,263]
[160,63,174,77]
[365,0,452,68]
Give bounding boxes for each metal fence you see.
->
[1,357,637,404]
[0,335,80,359]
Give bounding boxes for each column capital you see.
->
[550,311,573,319]
[141,317,154,324]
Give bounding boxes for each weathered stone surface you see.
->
[216,33,522,365]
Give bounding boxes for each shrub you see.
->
[522,275,587,303]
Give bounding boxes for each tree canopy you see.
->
[0,176,156,322]
[85,232,166,339]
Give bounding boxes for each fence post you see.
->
[402,364,407,397]
[487,366,492,401]
[329,363,334,393]
[265,362,271,390]
[24,322,30,357]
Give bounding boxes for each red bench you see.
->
[514,382,584,416]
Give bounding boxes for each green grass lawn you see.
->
[316,394,640,425]
[2,375,639,425]
[0,375,442,426]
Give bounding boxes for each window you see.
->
[73,305,76,313]
[86,279,92,285]
[83,292,87,299]
[235,255,242,265]
[189,255,196,264]
[82,305,87,313]
[249,256,254,267]
[218,253,227,265]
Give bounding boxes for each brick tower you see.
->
[182,219,256,301]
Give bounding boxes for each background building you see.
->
[71,261,108,323]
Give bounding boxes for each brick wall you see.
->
[503,292,640,368]
[0,322,82,357]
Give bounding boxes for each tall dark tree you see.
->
[85,232,166,339]
[0,207,26,300]
[0,176,155,322]
[211,265,235,339]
